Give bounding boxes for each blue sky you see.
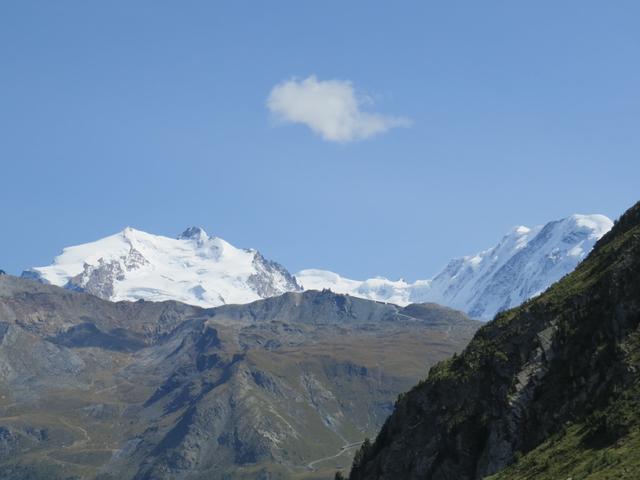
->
[1,1,639,280]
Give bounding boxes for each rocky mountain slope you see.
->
[348,201,640,479]
[23,226,300,307]
[299,214,613,319]
[0,276,480,479]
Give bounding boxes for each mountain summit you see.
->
[177,226,209,242]
[298,213,613,319]
[23,227,301,307]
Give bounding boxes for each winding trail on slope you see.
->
[306,441,364,470]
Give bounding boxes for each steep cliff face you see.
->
[349,201,640,480]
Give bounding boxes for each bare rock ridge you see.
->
[348,200,640,480]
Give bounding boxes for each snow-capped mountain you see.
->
[23,226,301,307]
[297,214,613,319]
[23,214,613,319]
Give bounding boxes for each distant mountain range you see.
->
[23,214,613,319]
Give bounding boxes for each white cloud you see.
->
[266,75,411,143]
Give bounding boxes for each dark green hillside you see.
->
[349,201,640,480]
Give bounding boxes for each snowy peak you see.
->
[178,225,206,238]
[297,213,614,320]
[428,213,613,318]
[564,213,613,236]
[177,226,209,242]
[23,227,301,307]
[22,213,613,319]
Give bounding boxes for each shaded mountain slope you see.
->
[0,278,480,480]
[349,201,640,480]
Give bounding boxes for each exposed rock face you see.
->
[247,251,300,298]
[0,277,480,479]
[349,201,640,479]
[65,246,150,299]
